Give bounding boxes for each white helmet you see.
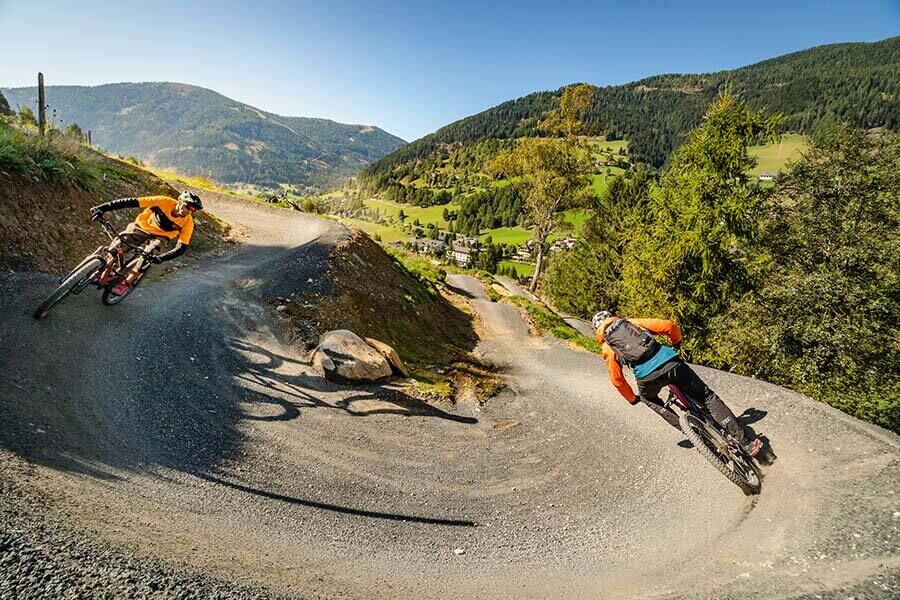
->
[178,190,203,211]
[591,311,613,330]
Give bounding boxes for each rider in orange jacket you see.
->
[592,311,761,456]
[90,191,203,295]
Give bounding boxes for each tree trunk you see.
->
[530,238,546,292]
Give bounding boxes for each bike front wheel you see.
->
[679,411,761,495]
[33,257,105,319]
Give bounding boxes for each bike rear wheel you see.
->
[33,257,105,319]
[679,411,761,495]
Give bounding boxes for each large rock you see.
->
[365,337,410,378]
[312,330,393,383]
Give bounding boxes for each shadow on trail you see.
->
[227,337,477,424]
[195,472,476,527]
[738,407,767,426]
[0,236,481,544]
[444,282,477,299]
[737,408,778,465]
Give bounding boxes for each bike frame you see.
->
[77,217,155,292]
[664,383,708,420]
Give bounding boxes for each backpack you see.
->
[604,318,660,366]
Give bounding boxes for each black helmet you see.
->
[178,190,203,211]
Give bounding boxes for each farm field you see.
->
[338,217,408,242]
[498,260,535,277]
[480,209,588,246]
[363,198,459,227]
[748,134,809,175]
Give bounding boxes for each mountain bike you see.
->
[664,383,763,495]
[33,217,158,319]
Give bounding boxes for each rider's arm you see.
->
[137,196,176,209]
[602,344,638,404]
[92,197,139,213]
[630,318,683,346]
[154,241,187,263]
[176,217,194,245]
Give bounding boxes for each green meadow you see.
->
[748,134,809,176]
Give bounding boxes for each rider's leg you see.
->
[670,362,752,445]
[124,238,161,284]
[636,376,682,430]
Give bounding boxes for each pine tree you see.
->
[619,93,780,351]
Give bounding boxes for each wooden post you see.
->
[37,72,46,137]
[87,130,92,146]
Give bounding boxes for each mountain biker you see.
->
[89,191,203,296]
[592,311,761,457]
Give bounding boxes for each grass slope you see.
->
[0,121,229,273]
[748,134,809,175]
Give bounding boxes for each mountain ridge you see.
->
[363,36,900,189]
[1,81,406,190]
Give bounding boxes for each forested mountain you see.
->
[363,37,899,190]
[1,82,406,189]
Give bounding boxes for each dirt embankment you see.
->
[0,154,231,274]
[276,230,478,366]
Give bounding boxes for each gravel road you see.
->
[1,197,897,599]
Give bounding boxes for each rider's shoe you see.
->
[743,438,762,457]
[111,281,131,296]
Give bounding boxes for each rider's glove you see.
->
[89,207,104,221]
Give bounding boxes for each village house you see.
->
[549,236,577,252]
[417,239,447,255]
[515,246,532,261]
[448,244,472,266]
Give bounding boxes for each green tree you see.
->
[711,126,900,432]
[619,93,779,352]
[543,172,651,315]
[491,84,596,291]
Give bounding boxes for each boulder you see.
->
[365,338,410,377]
[312,330,392,383]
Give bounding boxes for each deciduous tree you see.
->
[491,84,596,291]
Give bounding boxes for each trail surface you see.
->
[1,197,897,599]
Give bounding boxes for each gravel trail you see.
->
[0,198,897,599]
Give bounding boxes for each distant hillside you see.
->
[363,37,899,189]
[1,82,406,190]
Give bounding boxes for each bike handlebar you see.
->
[95,216,156,257]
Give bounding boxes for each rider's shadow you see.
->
[738,407,767,426]
[738,408,778,464]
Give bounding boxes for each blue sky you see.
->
[0,0,897,141]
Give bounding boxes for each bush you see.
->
[711,126,900,433]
